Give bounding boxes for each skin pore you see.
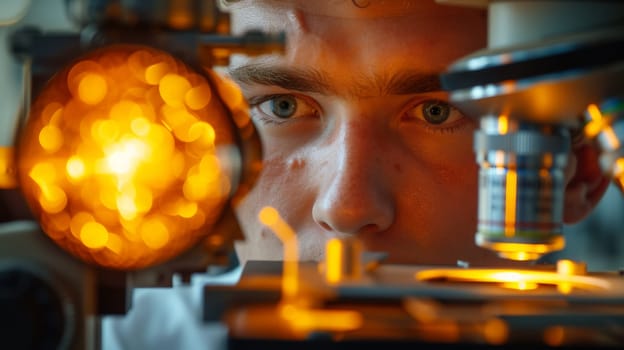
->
[224,0,609,267]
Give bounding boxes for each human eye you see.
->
[248,94,319,124]
[403,99,467,131]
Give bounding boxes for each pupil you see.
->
[423,101,450,125]
[271,96,297,119]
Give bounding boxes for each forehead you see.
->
[226,0,486,91]
[224,0,485,20]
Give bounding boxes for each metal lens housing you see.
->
[474,116,569,261]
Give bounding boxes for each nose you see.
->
[312,119,395,235]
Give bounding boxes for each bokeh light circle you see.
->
[17,45,248,270]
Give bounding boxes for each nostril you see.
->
[359,223,380,235]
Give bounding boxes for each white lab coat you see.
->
[101,267,242,350]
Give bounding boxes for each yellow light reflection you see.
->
[544,326,566,347]
[504,170,517,237]
[498,114,509,134]
[279,304,363,333]
[585,103,605,138]
[613,157,624,190]
[325,238,343,284]
[185,84,212,110]
[66,156,86,180]
[78,73,108,105]
[585,103,620,149]
[159,74,191,108]
[139,218,170,250]
[480,240,565,261]
[16,45,237,269]
[0,146,17,188]
[483,318,509,345]
[416,267,610,292]
[39,185,67,214]
[259,206,299,301]
[39,125,63,153]
[80,221,109,249]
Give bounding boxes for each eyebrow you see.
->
[228,63,442,98]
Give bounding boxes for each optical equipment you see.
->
[440,0,624,261]
[1,0,283,348]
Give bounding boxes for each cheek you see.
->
[234,154,310,232]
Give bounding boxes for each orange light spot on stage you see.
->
[416,267,610,291]
[39,125,63,152]
[78,73,108,105]
[80,221,109,249]
[501,280,538,291]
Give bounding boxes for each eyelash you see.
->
[248,94,470,133]
[248,94,319,125]
[403,99,469,134]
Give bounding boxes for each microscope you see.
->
[1,0,624,349]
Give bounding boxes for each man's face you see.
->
[227,0,501,266]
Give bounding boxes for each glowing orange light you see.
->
[78,73,108,105]
[544,326,566,347]
[0,146,17,188]
[325,238,343,284]
[479,241,564,261]
[498,114,509,134]
[279,304,363,332]
[80,221,109,249]
[585,103,605,138]
[483,318,509,345]
[416,267,610,291]
[615,158,624,191]
[66,156,86,179]
[585,103,620,149]
[259,206,299,300]
[16,45,241,269]
[38,125,63,152]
